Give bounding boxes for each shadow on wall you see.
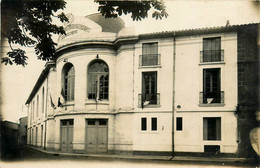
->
[0,120,24,160]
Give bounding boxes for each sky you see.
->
[1,0,260,123]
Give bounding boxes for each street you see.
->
[0,148,259,168]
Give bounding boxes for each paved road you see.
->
[0,147,259,168]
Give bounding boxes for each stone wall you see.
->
[237,24,259,158]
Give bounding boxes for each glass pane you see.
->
[151,118,157,131]
[203,69,220,103]
[88,61,109,73]
[203,37,221,62]
[176,117,183,131]
[203,118,221,140]
[143,72,157,104]
[68,67,75,76]
[88,61,109,100]
[64,64,75,101]
[142,43,158,66]
[88,74,97,99]
[87,120,95,125]
[141,118,147,131]
[69,120,74,125]
[61,120,67,126]
[99,120,107,125]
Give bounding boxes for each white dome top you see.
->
[57,13,126,48]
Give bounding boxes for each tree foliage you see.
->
[1,0,168,66]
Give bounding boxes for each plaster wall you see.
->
[132,112,172,152]
[55,47,117,113]
[115,45,135,110]
[133,38,174,111]
[175,33,238,111]
[174,112,237,153]
[114,113,133,152]
[174,32,238,153]
[53,114,116,152]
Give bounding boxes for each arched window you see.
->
[42,87,44,114]
[36,95,39,117]
[88,60,109,100]
[62,63,75,101]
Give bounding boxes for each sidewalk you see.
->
[28,146,258,164]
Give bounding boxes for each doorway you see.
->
[60,119,74,152]
[85,119,108,153]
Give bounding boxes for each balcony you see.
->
[199,91,224,106]
[200,50,224,63]
[138,93,160,108]
[139,54,161,66]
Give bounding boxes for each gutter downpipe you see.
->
[172,33,176,157]
[44,76,48,150]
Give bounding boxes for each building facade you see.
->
[18,117,28,146]
[25,14,260,157]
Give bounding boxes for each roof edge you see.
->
[25,62,56,105]
[139,23,260,39]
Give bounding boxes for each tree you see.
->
[1,0,168,66]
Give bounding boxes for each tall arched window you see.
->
[88,60,109,100]
[36,95,39,117]
[62,63,75,101]
[42,87,44,114]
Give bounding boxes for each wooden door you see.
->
[36,127,38,146]
[60,119,74,152]
[85,119,108,153]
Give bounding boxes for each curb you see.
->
[27,146,258,164]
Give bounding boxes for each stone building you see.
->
[19,117,28,145]
[25,13,259,157]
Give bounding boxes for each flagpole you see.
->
[65,100,67,110]
[96,80,98,110]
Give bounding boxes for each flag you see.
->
[58,97,63,107]
[50,94,56,109]
[61,88,65,99]
[141,94,144,109]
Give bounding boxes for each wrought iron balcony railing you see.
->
[139,54,161,66]
[138,93,160,107]
[200,50,224,63]
[199,91,224,104]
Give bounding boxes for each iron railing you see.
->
[200,50,224,63]
[199,91,224,104]
[139,54,161,66]
[138,93,160,107]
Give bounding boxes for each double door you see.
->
[85,119,108,153]
[60,119,74,152]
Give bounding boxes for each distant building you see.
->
[19,117,28,145]
[1,120,19,157]
[25,13,260,157]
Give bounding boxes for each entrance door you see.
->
[36,127,38,146]
[85,119,108,153]
[60,119,74,152]
[41,125,43,147]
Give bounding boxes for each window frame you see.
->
[62,63,75,102]
[36,95,39,117]
[203,117,221,141]
[176,117,183,131]
[151,117,157,131]
[141,117,147,131]
[87,60,109,101]
[202,37,222,63]
[142,71,158,106]
[202,68,221,104]
[140,42,160,66]
[42,87,44,114]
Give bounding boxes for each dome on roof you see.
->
[86,13,125,33]
[57,13,125,48]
